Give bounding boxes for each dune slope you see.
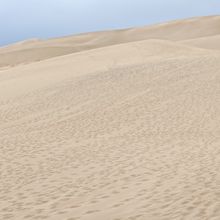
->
[1,35,220,220]
[181,34,220,50]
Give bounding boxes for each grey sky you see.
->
[0,0,220,46]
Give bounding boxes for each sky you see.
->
[0,0,220,46]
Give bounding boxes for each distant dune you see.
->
[0,15,220,68]
[1,16,220,220]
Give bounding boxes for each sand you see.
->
[0,16,220,220]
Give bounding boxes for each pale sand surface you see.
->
[1,16,220,220]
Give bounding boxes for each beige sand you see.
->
[0,16,220,220]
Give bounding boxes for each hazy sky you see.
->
[0,0,220,46]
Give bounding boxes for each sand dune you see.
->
[1,16,220,220]
[0,15,220,68]
[0,39,213,101]
[0,47,81,68]
[181,34,220,50]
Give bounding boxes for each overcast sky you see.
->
[0,0,220,46]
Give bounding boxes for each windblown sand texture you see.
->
[1,16,220,220]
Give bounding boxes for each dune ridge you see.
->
[1,16,220,220]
